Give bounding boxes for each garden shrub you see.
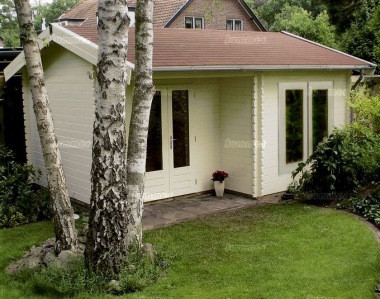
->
[348,90,380,134]
[290,89,380,201]
[337,188,380,227]
[290,123,380,200]
[0,145,51,228]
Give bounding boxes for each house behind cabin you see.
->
[58,0,266,31]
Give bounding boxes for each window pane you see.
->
[226,20,233,30]
[286,90,304,164]
[312,89,328,151]
[235,20,242,30]
[172,90,190,168]
[146,91,163,172]
[195,17,203,29]
[185,17,193,28]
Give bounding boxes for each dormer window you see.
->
[227,19,243,31]
[185,17,204,29]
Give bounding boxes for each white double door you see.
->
[144,86,194,201]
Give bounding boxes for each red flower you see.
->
[211,170,229,182]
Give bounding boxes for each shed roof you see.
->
[67,25,376,72]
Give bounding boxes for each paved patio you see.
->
[142,192,283,230]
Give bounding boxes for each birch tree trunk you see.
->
[85,0,130,277]
[14,0,77,250]
[126,0,155,247]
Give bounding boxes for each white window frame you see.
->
[184,16,204,29]
[308,82,334,152]
[226,19,243,30]
[279,82,334,175]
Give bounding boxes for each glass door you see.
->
[168,89,193,195]
[144,87,193,201]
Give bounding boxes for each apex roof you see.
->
[59,0,190,27]
[66,25,376,71]
[59,0,265,30]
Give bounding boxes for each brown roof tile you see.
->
[153,0,187,27]
[66,26,374,69]
[59,0,97,22]
[59,0,185,27]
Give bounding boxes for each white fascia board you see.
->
[153,65,375,73]
[4,52,26,81]
[5,27,52,81]
[50,23,98,65]
[5,23,135,84]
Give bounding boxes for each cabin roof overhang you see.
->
[4,23,134,83]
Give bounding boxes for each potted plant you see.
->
[211,170,229,197]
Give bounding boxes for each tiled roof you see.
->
[59,0,186,27]
[154,0,187,27]
[59,0,97,23]
[66,26,375,69]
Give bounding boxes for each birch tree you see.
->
[86,0,154,277]
[85,0,130,277]
[13,0,77,250]
[126,0,155,247]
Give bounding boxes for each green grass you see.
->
[1,203,380,299]
[0,221,54,299]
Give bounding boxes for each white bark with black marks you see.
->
[126,0,155,247]
[85,0,130,278]
[14,0,77,250]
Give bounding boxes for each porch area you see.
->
[142,192,283,230]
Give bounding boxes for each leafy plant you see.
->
[349,90,380,134]
[0,145,51,228]
[291,124,380,201]
[337,188,380,227]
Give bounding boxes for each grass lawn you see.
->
[1,203,380,299]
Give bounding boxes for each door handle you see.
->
[170,136,177,149]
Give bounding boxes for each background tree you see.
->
[321,0,377,33]
[33,0,79,32]
[0,0,20,47]
[254,0,326,28]
[270,4,337,48]
[250,0,379,68]
[322,0,379,67]
[126,0,155,247]
[1,0,80,46]
[85,0,130,278]
[371,3,380,63]
[13,0,77,250]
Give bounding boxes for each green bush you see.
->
[349,90,380,134]
[0,145,51,228]
[290,124,380,200]
[337,188,380,227]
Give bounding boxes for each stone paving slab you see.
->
[142,193,261,230]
